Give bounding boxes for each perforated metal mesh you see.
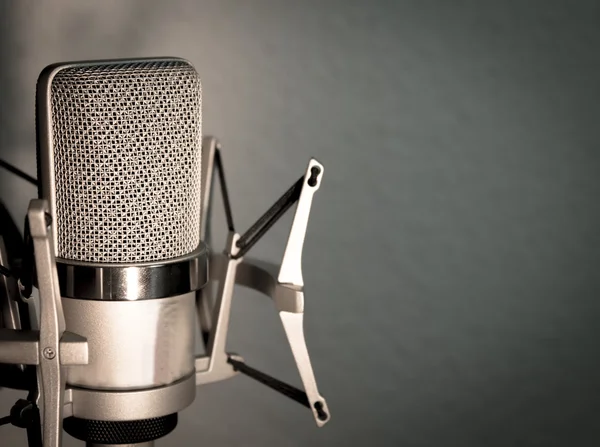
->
[50,60,202,263]
[63,414,178,444]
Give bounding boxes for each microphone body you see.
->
[62,294,196,390]
[36,58,207,445]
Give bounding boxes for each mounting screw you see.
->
[43,347,55,360]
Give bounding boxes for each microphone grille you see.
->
[48,59,202,263]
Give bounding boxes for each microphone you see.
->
[0,57,329,447]
[39,58,206,446]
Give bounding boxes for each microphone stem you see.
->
[86,443,154,447]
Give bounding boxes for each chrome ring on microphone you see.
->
[55,243,209,301]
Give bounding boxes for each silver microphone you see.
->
[0,56,329,447]
[37,58,207,446]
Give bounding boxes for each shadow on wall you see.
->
[0,1,20,201]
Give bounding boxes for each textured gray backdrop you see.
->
[1,1,600,446]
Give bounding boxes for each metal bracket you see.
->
[235,159,329,426]
[0,200,89,447]
[30,199,65,447]
[196,137,217,347]
[194,137,241,385]
[276,159,329,426]
[195,232,242,385]
[195,137,329,426]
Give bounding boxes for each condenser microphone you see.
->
[0,56,329,447]
[36,58,207,446]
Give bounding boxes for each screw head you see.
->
[43,347,55,359]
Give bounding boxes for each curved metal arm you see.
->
[240,159,329,426]
[195,143,329,427]
[195,232,242,386]
[29,200,85,447]
[0,200,89,447]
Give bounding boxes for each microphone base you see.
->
[64,372,196,421]
[64,413,176,445]
[87,443,153,447]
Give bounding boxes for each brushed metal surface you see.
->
[66,373,196,421]
[62,293,195,390]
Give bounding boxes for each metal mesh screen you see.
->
[50,60,202,263]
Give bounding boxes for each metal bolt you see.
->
[43,347,55,360]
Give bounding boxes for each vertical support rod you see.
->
[28,199,66,447]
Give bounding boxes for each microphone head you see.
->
[36,58,202,263]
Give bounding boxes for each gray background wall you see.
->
[1,1,600,446]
